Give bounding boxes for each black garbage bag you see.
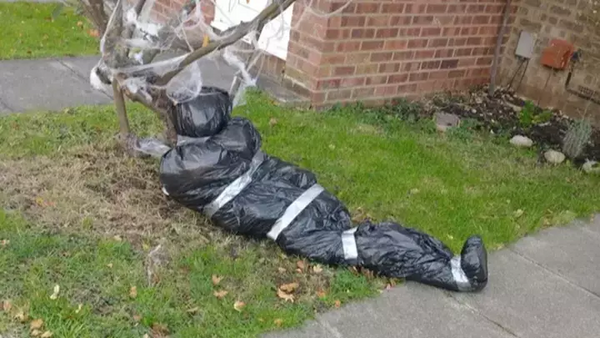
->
[159,87,488,292]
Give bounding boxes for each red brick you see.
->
[399,27,422,37]
[455,48,473,57]
[341,77,366,88]
[412,16,435,25]
[402,61,421,72]
[415,50,435,59]
[379,63,401,73]
[384,39,408,50]
[435,49,454,58]
[374,85,398,97]
[322,54,346,65]
[336,41,361,52]
[351,28,376,39]
[382,3,405,14]
[371,52,393,62]
[429,38,449,48]
[361,40,385,50]
[334,66,356,76]
[366,15,390,27]
[356,64,379,75]
[391,16,412,26]
[345,53,371,64]
[366,75,388,85]
[426,4,447,14]
[440,59,459,69]
[388,73,409,84]
[405,4,426,14]
[341,16,366,27]
[408,39,428,49]
[327,89,353,101]
[393,51,415,61]
[473,15,490,25]
[376,28,399,39]
[316,79,341,90]
[409,72,430,82]
[449,70,466,78]
[352,87,376,99]
[421,61,441,70]
[476,57,493,66]
[421,27,442,37]
[355,3,381,14]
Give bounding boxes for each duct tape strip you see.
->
[204,151,266,218]
[267,184,325,241]
[342,227,359,261]
[450,256,472,292]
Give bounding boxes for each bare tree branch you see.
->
[155,0,296,86]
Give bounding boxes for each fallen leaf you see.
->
[142,243,150,251]
[334,300,341,308]
[88,29,100,38]
[133,314,142,322]
[186,306,199,314]
[316,290,327,298]
[75,304,83,314]
[233,301,245,312]
[295,268,302,273]
[15,310,28,322]
[50,284,60,300]
[30,318,44,330]
[296,260,306,271]
[213,290,228,299]
[151,323,169,336]
[107,263,113,268]
[202,34,210,47]
[142,335,149,338]
[312,265,323,274]
[113,235,122,241]
[274,318,283,327]
[31,329,42,337]
[211,275,223,286]
[514,209,524,218]
[129,286,137,299]
[1,239,9,247]
[277,267,286,273]
[277,288,295,303]
[269,118,278,127]
[76,21,83,27]
[41,331,53,338]
[2,300,11,311]
[279,282,299,293]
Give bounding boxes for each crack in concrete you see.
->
[57,59,112,99]
[445,292,521,338]
[508,246,600,300]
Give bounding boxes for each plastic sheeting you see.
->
[158,87,488,292]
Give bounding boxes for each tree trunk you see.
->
[112,81,131,140]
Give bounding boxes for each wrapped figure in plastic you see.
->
[157,87,488,292]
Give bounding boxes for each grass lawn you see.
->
[1,92,599,337]
[0,2,98,60]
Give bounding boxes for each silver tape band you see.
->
[450,256,471,292]
[342,227,359,261]
[267,184,325,240]
[204,151,266,218]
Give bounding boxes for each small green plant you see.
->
[518,101,553,128]
[448,118,482,141]
[562,118,593,159]
[519,101,536,128]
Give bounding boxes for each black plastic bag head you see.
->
[171,86,232,138]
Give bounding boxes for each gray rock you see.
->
[544,150,566,164]
[434,112,460,132]
[510,135,534,148]
[582,160,599,174]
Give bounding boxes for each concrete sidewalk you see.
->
[266,215,600,338]
[0,55,302,113]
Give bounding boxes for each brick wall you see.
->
[283,0,511,107]
[500,0,600,123]
[149,0,214,25]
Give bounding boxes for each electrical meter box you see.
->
[541,39,575,70]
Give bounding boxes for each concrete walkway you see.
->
[267,215,600,338]
[0,55,302,113]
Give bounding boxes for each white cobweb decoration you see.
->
[90,0,351,156]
